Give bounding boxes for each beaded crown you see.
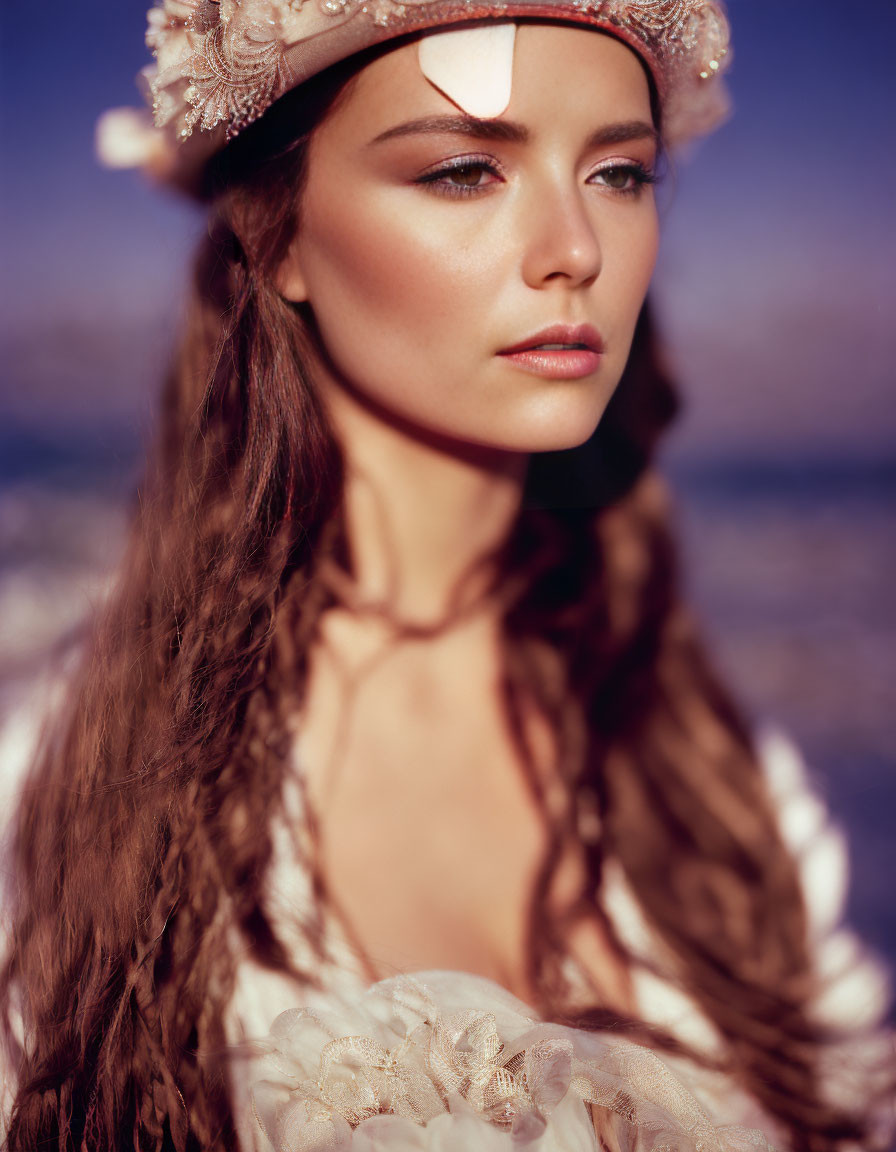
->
[101,0,730,182]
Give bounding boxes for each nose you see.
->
[519,178,602,290]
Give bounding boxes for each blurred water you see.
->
[1,434,893,989]
[668,458,896,975]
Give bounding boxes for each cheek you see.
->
[604,210,660,347]
[614,212,660,304]
[296,189,486,381]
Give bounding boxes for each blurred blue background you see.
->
[1,2,894,993]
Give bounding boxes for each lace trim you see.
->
[248,971,776,1150]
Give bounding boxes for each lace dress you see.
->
[0,681,889,1148]
[226,726,892,1152]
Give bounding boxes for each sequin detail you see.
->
[183,20,292,137]
[143,0,730,145]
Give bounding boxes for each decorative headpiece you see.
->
[98,0,730,185]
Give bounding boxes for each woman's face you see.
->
[278,23,660,454]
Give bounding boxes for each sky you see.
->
[1,0,895,463]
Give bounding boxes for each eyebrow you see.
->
[369,115,659,150]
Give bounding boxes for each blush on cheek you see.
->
[304,201,459,360]
[297,224,432,408]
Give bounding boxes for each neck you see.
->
[324,388,528,628]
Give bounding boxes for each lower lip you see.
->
[498,348,602,379]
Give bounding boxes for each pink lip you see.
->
[497,324,604,380]
[499,324,604,356]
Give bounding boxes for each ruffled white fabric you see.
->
[226,725,893,1149]
[0,687,890,1148]
[246,970,775,1152]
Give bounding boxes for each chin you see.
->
[512,427,603,454]
[457,421,604,458]
[487,396,613,455]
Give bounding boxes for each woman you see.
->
[0,2,889,1149]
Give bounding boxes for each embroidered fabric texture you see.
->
[225,729,895,1150]
[247,971,776,1150]
[142,0,730,153]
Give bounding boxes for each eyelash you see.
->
[416,155,658,199]
[592,160,659,196]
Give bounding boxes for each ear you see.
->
[275,235,309,303]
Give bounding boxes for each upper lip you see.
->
[498,324,604,355]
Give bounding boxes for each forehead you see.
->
[323,24,654,142]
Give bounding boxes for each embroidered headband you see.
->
[98,0,731,185]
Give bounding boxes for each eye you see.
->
[417,157,503,198]
[590,161,657,195]
[445,164,491,187]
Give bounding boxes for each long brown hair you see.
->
[1,57,875,1152]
